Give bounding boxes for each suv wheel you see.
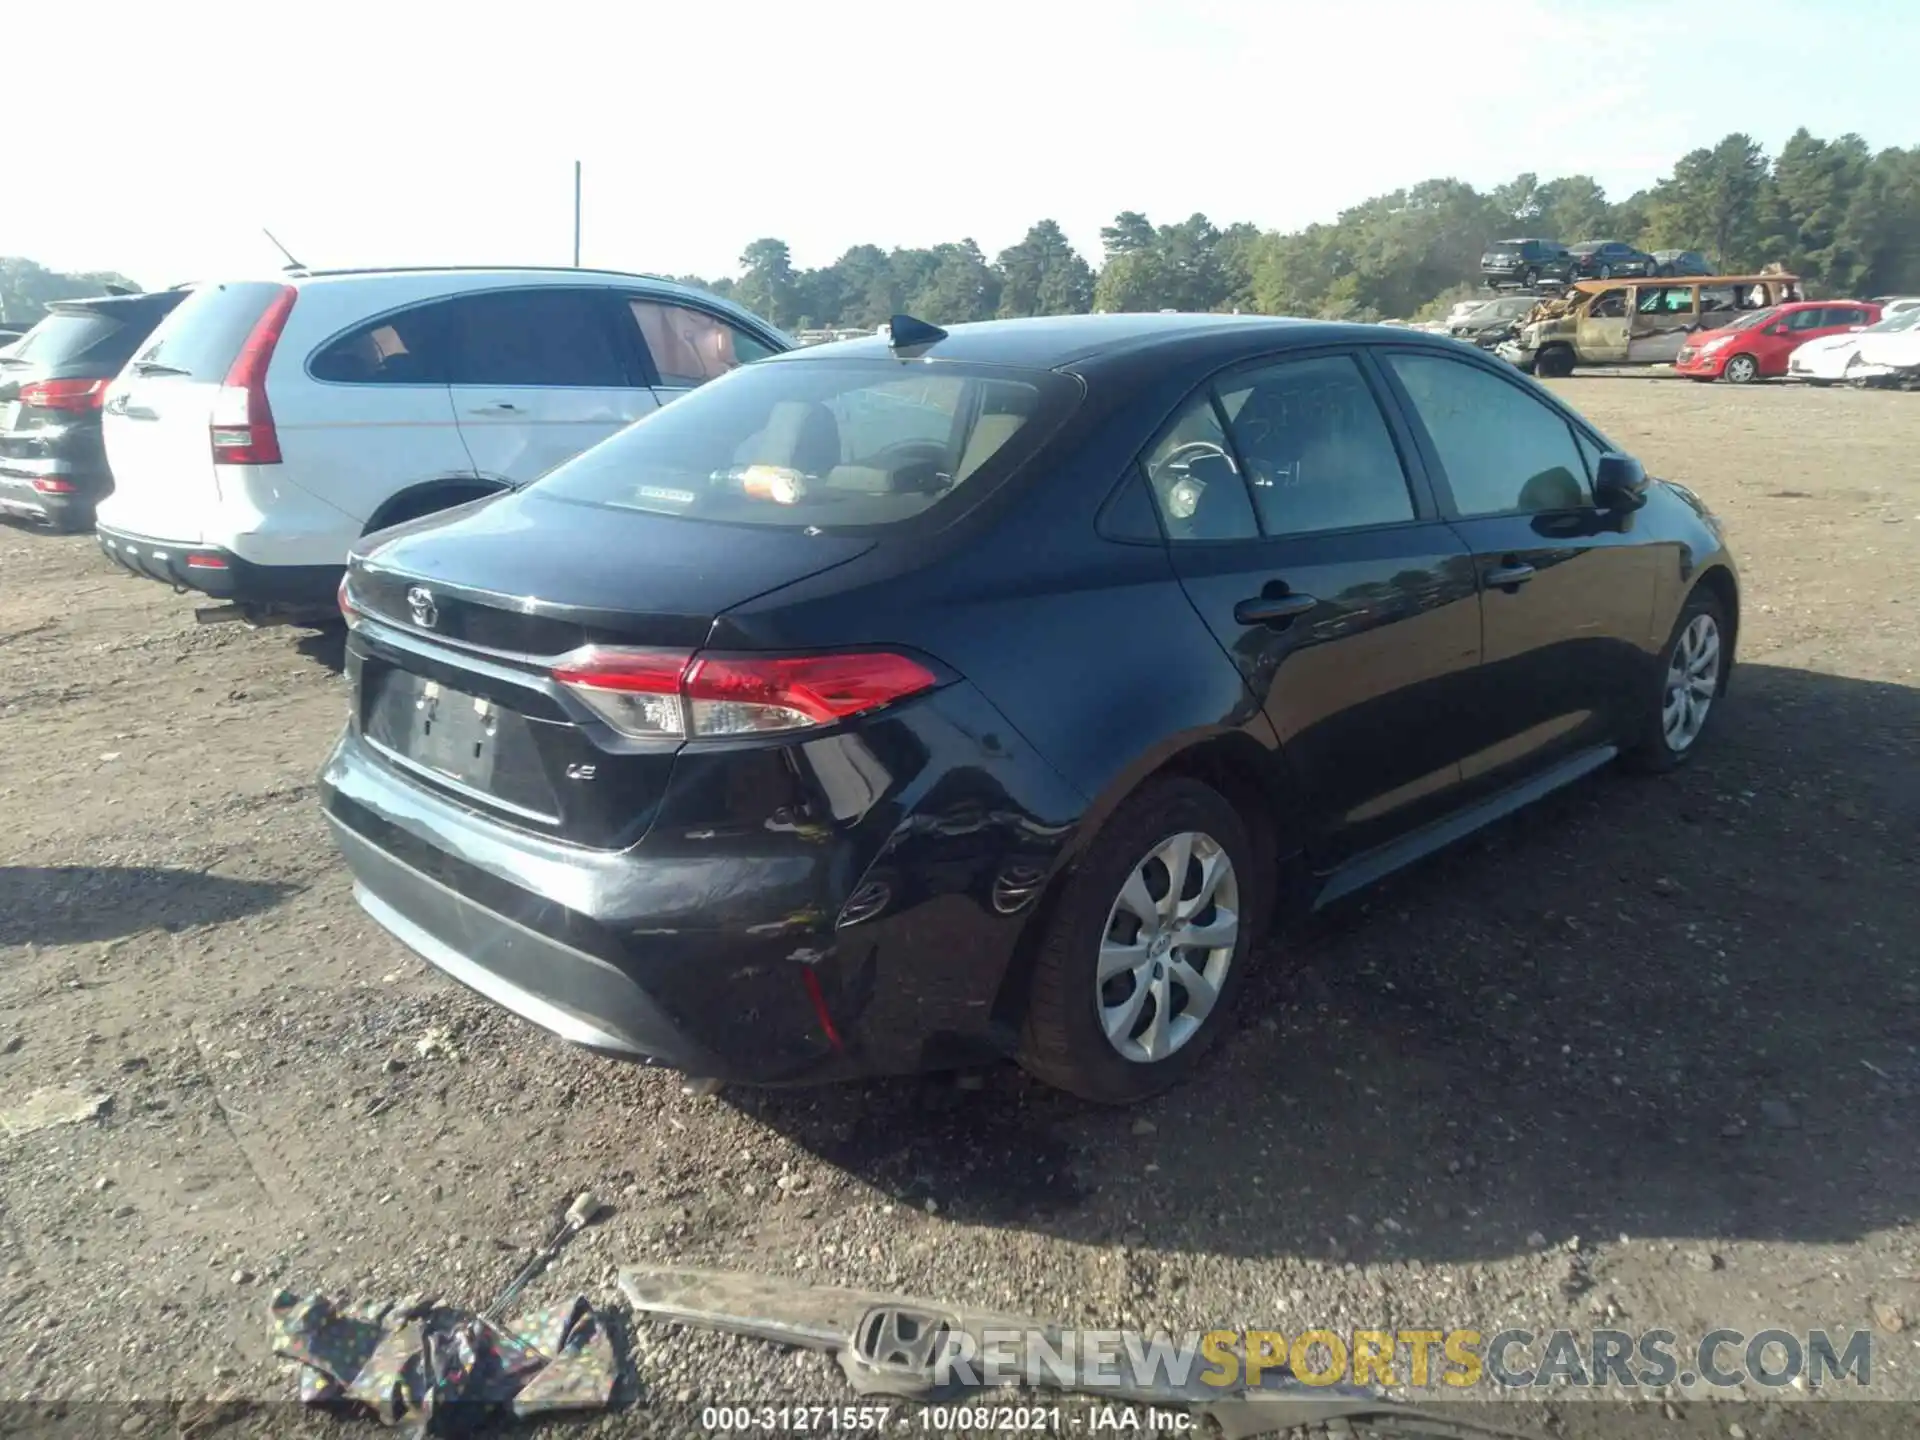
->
[1624,588,1728,773]
[1599,264,1614,279]
[1018,777,1257,1104]
[1522,266,1539,287]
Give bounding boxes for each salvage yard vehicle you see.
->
[1651,250,1714,277]
[1479,238,1572,289]
[1675,299,1881,384]
[1448,293,1536,349]
[1786,302,1920,387]
[323,311,1740,1105]
[1500,273,1800,376]
[1567,241,1657,279]
[93,267,790,624]
[0,290,185,531]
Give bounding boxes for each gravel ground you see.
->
[0,374,1916,1439]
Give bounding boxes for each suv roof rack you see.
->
[284,264,678,283]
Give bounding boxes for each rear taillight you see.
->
[337,572,361,629]
[210,285,296,465]
[551,647,939,739]
[30,477,77,494]
[19,378,109,412]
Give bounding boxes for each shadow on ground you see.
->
[741,663,1920,1264]
[295,622,348,675]
[0,865,292,946]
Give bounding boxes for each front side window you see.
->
[1386,352,1592,517]
[1139,391,1258,542]
[1784,307,1827,332]
[530,358,1078,533]
[1588,289,1628,319]
[440,288,627,388]
[626,300,776,388]
[310,307,445,383]
[1215,355,1415,536]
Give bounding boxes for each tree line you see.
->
[689,128,1920,330]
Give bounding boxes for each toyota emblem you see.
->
[405,585,439,629]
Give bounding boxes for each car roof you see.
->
[764,312,1395,371]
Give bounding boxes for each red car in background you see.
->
[1675,299,1881,383]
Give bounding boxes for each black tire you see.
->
[1623,586,1729,774]
[1535,345,1575,379]
[1721,353,1759,385]
[1018,777,1259,1104]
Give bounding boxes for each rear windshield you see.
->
[3,311,135,370]
[532,357,1081,533]
[130,281,285,380]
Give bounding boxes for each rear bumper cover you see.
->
[0,461,94,526]
[319,672,1088,1085]
[96,523,340,607]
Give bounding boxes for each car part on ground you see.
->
[616,1267,1534,1439]
[0,291,184,531]
[271,1287,615,1425]
[93,267,791,626]
[319,311,1739,1102]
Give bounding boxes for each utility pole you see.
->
[572,161,582,268]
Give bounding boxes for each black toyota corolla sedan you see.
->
[322,313,1738,1104]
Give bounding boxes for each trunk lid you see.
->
[347,487,878,847]
[99,281,287,541]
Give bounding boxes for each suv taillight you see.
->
[210,285,297,465]
[551,647,939,739]
[19,378,110,412]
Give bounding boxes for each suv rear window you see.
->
[531,358,1081,534]
[131,282,287,381]
[5,311,134,369]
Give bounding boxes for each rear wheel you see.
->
[1623,588,1728,774]
[1018,777,1258,1104]
[1599,263,1614,279]
[1522,266,1539,287]
[1722,353,1759,384]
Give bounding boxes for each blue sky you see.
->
[11,0,1917,288]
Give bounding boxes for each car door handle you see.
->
[470,402,521,414]
[1234,592,1318,626]
[1484,562,1536,589]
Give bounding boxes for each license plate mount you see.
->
[396,676,498,791]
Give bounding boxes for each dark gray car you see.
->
[0,291,183,531]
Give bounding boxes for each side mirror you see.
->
[1593,452,1649,511]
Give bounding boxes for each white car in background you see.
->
[95,267,789,622]
[1787,300,1920,385]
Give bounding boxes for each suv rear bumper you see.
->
[97,523,341,609]
[0,460,95,529]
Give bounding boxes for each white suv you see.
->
[94,267,789,620]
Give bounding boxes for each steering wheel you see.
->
[864,438,954,494]
[1161,439,1231,477]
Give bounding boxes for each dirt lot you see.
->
[1,375,1916,1438]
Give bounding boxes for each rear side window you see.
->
[623,299,777,387]
[132,282,286,381]
[530,358,1080,533]
[1215,355,1416,536]
[1386,352,1592,517]
[310,307,446,384]
[440,288,627,388]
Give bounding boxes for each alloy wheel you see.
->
[1662,612,1721,753]
[1097,830,1239,1064]
[1724,354,1758,384]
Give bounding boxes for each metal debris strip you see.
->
[269,1289,615,1433]
[617,1266,1538,1440]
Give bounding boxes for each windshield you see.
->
[1867,306,1920,333]
[131,281,285,381]
[1717,307,1779,332]
[2,311,129,368]
[532,357,1081,533]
